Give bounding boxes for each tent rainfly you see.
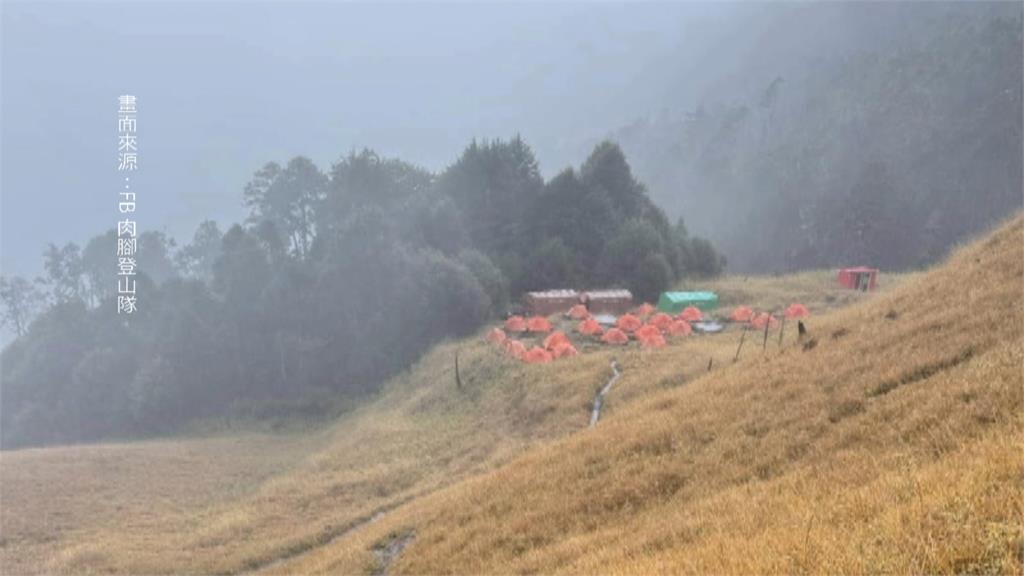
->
[577,317,604,336]
[657,291,719,314]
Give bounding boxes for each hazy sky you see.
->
[2,1,971,281]
[2,1,752,280]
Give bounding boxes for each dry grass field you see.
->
[1,217,1018,575]
[0,431,332,575]
[1,344,610,574]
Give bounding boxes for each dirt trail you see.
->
[590,360,620,426]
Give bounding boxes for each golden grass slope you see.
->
[0,431,332,576]
[0,267,894,575]
[6,313,660,573]
[278,215,1024,575]
[2,253,901,572]
[0,220,1009,575]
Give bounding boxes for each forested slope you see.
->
[612,2,1022,274]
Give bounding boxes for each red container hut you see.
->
[837,267,878,291]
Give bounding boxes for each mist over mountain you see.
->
[600,2,1022,272]
[1,2,710,279]
[7,3,1017,281]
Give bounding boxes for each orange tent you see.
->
[616,314,643,333]
[729,306,754,322]
[504,315,527,333]
[678,306,703,322]
[504,339,527,359]
[551,342,578,359]
[635,323,662,339]
[751,312,779,329]
[784,303,809,319]
[634,324,666,347]
[577,317,604,336]
[601,328,630,345]
[543,331,570,351]
[526,316,553,333]
[639,332,667,348]
[648,312,674,331]
[635,303,655,318]
[567,304,590,320]
[666,320,692,337]
[522,346,553,364]
[487,328,507,345]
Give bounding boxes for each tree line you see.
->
[1,138,723,448]
[616,3,1022,273]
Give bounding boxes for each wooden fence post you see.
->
[455,351,462,390]
[734,328,747,362]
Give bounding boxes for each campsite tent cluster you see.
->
[727,303,809,329]
[487,322,578,364]
[488,302,708,363]
[487,328,569,365]
[487,298,810,364]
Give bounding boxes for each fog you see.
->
[7,2,992,278]
[2,2,710,279]
[3,7,1022,574]
[1,1,1020,446]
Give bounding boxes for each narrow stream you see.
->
[237,495,416,575]
[590,360,620,427]
[371,530,415,576]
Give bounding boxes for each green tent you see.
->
[657,291,719,314]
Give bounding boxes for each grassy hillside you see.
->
[0,344,600,574]
[0,431,334,575]
[263,216,1023,574]
[1,219,1014,575]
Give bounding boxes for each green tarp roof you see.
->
[658,291,719,313]
[660,291,717,303]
